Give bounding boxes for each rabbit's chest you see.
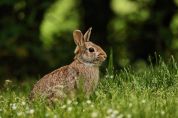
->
[79,67,99,92]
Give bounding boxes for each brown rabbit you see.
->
[30,27,107,100]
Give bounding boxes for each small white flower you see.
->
[90,104,94,108]
[113,110,119,115]
[53,115,58,118]
[61,105,66,109]
[141,100,146,104]
[161,110,165,115]
[91,112,98,118]
[110,75,114,79]
[67,100,72,105]
[29,109,34,114]
[5,79,12,84]
[127,114,132,118]
[86,100,92,104]
[117,114,124,118]
[22,101,26,106]
[74,101,78,105]
[128,103,133,108]
[107,108,113,114]
[17,112,23,116]
[45,113,50,117]
[105,75,109,78]
[67,107,72,112]
[110,113,116,118]
[11,103,17,110]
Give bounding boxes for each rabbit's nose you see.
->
[102,54,107,58]
[99,52,107,59]
[103,52,107,58]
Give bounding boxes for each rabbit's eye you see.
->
[89,47,94,52]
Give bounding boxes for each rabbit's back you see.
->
[30,65,79,99]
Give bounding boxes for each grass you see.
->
[0,56,178,118]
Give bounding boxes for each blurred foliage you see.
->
[171,13,178,49]
[1,0,178,78]
[39,0,80,69]
[40,0,79,48]
[109,0,178,67]
[109,0,152,66]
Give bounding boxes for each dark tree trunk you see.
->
[81,0,113,50]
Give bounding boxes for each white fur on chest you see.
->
[80,65,99,79]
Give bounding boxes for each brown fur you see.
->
[30,28,107,100]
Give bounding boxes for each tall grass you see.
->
[0,55,178,118]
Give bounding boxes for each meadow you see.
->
[0,55,178,118]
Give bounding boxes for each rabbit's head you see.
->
[73,27,107,66]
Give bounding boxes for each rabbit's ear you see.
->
[73,30,84,46]
[84,27,92,42]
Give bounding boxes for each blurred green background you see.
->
[1,0,178,79]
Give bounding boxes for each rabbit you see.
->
[29,27,107,101]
